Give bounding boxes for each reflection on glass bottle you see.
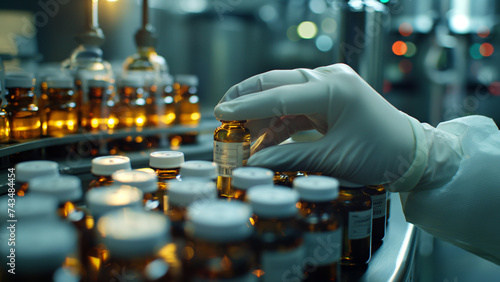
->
[169,75,200,146]
[81,79,116,132]
[42,75,79,137]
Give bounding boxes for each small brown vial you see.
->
[294,176,342,281]
[170,74,200,145]
[4,74,41,140]
[337,186,372,266]
[159,74,176,126]
[149,151,184,212]
[228,167,274,200]
[112,169,161,211]
[81,79,115,131]
[43,76,79,137]
[362,185,387,250]
[88,156,132,189]
[247,186,304,282]
[0,97,10,143]
[213,120,251,196]
[114,75,147,129]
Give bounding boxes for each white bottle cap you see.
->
[91,156,131,176]
[0,221,77,275]
[186,200,253,242]
[231,167,274,190]
[112,170,158,194]
[97,209,169,258]
[175,74,198,87]
[5,73,35,88]
[149,151,184,169]
[16,160,59,183]
[168,179,217,207]
[180,161,217,179]
[117,74,144,88]
[88,79,111,88]
[247,185,299,218]
[46,76,74,89]
[86,185,143,218]
[293,175,339,202]
[29,175,82,203]
[0,194,58,222]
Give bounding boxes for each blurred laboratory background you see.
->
[1,0,500,280]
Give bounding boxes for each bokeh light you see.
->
[297,21,318,39]
[479,43,494,57]
[287,25,300,41]
[321,18,337,33]
[399,22,413,37]
[477,26,490,38]
[404,42,417,57]
[469,43,482,59]
[399,59,412,74]
[316,35,333,52]
[392,41,407,56]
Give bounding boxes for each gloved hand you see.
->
[214,64,460,190]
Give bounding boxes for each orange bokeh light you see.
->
[392,41,407,56]
[399,22,413,37]
[480,43,494,57]
[477,26,490,38]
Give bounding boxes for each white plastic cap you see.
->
[16,160,59,183]
[168,178,217,207]
[186,200,253,242]
[112,170,158,194]
[46,76,74,89]
[0,194,58,222]
[180,161,217,179]
[149,151,184,169]
[175,74,198,87]
[0,221,77,275]
[231,167,274,190]
[97,209,169,258]
[247,185,299,218]
[91,156,131,176]
[88,79,111,88]
[86,185,143,218]
[5,73,35,88]
[29,175,82,203]
[293,175,339,202]
[117,75,144,88]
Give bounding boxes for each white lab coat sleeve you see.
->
[394,115,500,264]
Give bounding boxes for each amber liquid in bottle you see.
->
[0,98,10,143]
[151,167,180,213]
[362,185,387,250]
[170,82,200,145]
[44,87,79,137]
[5,86,41,140]
[337,187,372,266]
[213,121,251,196]
[81,85,113,131]
[298,201,341,281]
[88,175,115,189]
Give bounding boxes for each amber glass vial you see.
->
[15,160,59,196]
[170,74,200,145]
[213,120,251,196]
[362,185,387,250]
[184,201,255,281]
[81,79,114,131]
[0,96,10,143]
[294,176,342,281]
[159,74,176,126]
[97,209,172,282]
[4,74,40,140]
[88,156,131,189]
[149,151,184,212]
[43,76,79,137]
[337,186,372,266]
[115,75,147,129]
[112,169,160,211]
[228,167,274,200]
[247,186,304,282]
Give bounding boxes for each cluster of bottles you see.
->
[0,71,200,146]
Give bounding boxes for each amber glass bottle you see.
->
[81,79,115,131]
[42,76,78,137]
[88,155,131,189]
[247,186,304,282]
[112,169,160,211]
[337,186,372,266]
[0,96,10,143]
[149,151,184,212]
[213,120,251,196]
[4,74,40,140]
[15,160,59,197]
[294,176,342,281]
[227,167,274,200]
[362,185,387,250]
[169,74,200,146]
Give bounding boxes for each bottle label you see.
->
[261,245,305,282]
[371,193,387,219]
[303,229,342,266]
[213,141,250,177]
[348,210,372,240]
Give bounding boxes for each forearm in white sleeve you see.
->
[390,115,500,265]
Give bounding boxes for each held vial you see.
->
[337,186,373,266]
[228,167,274,200]
[294,176,342,281]
[97,209,172,282]
[247,186,304,282]
[180,160,218,181]
[184,201,255,281]
[43,75,79,137]
[169,74,200,145]
[15,160,59,196]
[112,169,160,211]
[149,151,184,212]
[362,185,387,250]
[88,155,131,189]
[4,73,41,140]
[213,120,251,196]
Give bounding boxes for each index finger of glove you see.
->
[218,69,309,103]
